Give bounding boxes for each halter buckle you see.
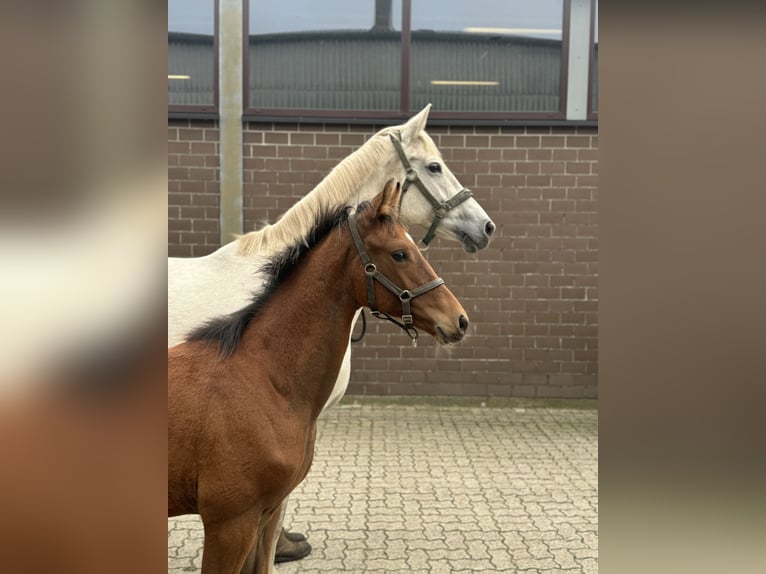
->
[405,325,419,347]
[402,314,413,325]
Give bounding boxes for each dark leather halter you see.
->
[348,212,445,346]
[389,132,474,248]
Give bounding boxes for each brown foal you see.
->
[168,180,468,574]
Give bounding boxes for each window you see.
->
[165,1,597,121]
[409,0,565,116]
[168,0,217,112]
[246,0,403,113]
[245,0,568,119]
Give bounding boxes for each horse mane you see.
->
[187,201,376,358]
[235,127,400,257]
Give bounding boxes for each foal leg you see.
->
[239,542,256,574]
[201,511,260,574]
[272,502,287,565]
[237,504,283,574]
[258,503,285,574]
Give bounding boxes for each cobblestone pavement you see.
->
[168,399,598,573]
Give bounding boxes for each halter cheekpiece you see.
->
[348,212,444,347]
[389,132,474,248]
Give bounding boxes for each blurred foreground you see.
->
[0,2,167,572]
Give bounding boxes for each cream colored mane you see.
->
[236,126,412,257]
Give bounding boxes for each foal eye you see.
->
[391,250,407,262]
[427,162,442,174]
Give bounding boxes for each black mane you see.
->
[186,202,371,358]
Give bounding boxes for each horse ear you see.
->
[400,103,431,141]
[374,179,401,220]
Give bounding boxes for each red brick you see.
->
[191,142,216,154]
[316,133,340,145]
[541,136,566,147]
[244,132,263,144]
[528,149,553,161]
[439,135,464,147]
[169,141,190,154]
[168,167,188,180]
[290,133,314,145]
[264,132,288,144]
[477,148,502,161]
[340,134,364,146]
[179,128,203,140]
[516,135,541,148]
[553,149,578,161]
[517,162,540,175]
[566,135,591,148]
[491,135,515,147]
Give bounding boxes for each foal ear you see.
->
[373,178,401,220]
[400,103,431,141]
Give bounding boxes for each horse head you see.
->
[379,104,496,253]
[350,179,469,345]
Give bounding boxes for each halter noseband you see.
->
[389,132,474,249]
[348,212,445,346]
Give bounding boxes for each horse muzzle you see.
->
[459,219,495,253]
[435,313,469,345]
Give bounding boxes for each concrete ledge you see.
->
[338,394,598,410]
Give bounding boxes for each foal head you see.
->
[351,180,469,345]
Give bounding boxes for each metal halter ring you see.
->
[364,263,377,275]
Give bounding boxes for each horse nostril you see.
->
[458,315,469,333]
[485,220,496,237]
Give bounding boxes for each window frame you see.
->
[242,0,572,122]
[587,0,598,121]
[168,0,220,116]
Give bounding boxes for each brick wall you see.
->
[168,119,598,398]
[168,119,220,257]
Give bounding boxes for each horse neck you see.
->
[236,137,400,258]
[234,232,359,417]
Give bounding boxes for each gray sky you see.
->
[169,0,566,39]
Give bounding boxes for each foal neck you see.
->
[235,229,360,417]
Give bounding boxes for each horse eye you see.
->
[391,250,407,262]
[427,162,442,174]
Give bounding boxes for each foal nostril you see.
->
[458,315,469,333]
[484,220,496,237]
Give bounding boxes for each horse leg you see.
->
[257,502,284,574]
[239,540,258,574]
[236,503,283,574]
[270,501,287,565]
[239,543,281,574]
[201,510,260,574]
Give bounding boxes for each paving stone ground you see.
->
[168,399,598,573]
